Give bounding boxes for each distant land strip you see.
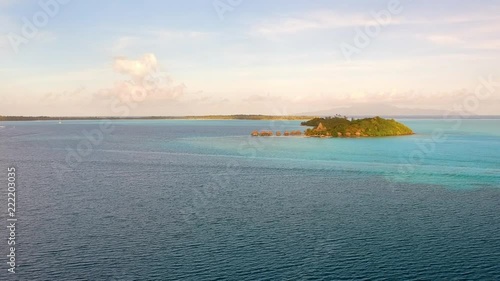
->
[0,115,316,121]
[1,115,499,121]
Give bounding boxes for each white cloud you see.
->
[0,36,11,55]
[426,35,464,45]
[469,40,500,50]
[251,11,373,36]
[418,24,500,50]
[113,53,158,80]
[250,8,500,38]
[108,29,215,55]
[241,88,500,114]
[0,14,16,55]
[16,54,189,116]
[0,21,56,56]
[148,29,213,40]
[97,53,187,105]
[244,93,284,103]
[111,36,139,54]
[40,86,88,103]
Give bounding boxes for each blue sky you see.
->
[1,0,499,116]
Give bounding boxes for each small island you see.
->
[302,116,413,137]
[250,116,413,137]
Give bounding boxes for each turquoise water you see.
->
[0,119,499,280]
[175,119,500,189]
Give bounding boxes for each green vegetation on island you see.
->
[301,115,414,137]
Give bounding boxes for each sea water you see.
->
[0,119,499,280]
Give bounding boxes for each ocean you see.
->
[0,119,499,280]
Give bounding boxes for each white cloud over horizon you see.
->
[0,1,499,116]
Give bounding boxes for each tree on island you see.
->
[302,116,413,137]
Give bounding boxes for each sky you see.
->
[0,0,499,116]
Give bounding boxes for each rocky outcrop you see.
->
[251,130,302,137]
[259,131,273,136]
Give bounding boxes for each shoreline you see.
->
[2,115,500,122]
[0,116,315,122]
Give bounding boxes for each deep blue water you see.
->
[0,119,499,280]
